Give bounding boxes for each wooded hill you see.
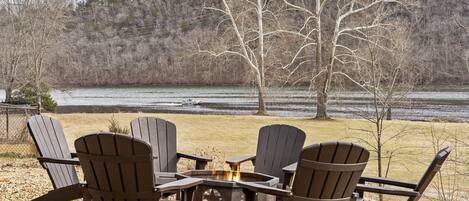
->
[2,0,468,87]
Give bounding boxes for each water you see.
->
[1,86,469,121]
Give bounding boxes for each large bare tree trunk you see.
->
[313,0,328,119]
[256,0,267,115]
[5,86,13,103]
[316,88,328,119]
[256,82,267,115]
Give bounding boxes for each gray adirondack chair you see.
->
[27,115,84,201]
[356,146,452,201]
[237,141,370,201]
[225,124,306,186]
[131,117,212,184]
[74,133,204,201]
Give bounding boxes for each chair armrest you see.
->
[177,153,212,162]
[177,153,212,170]
[226,155,256,166]
[359,176,417,189]
[355,184,420,197]
[282,162,297,174]
[38,157,80,165]
[237,181,291,197]
[156,178,204,192]
[282,162,297,189]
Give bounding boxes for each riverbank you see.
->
[2,86,469,121]
[1,113,469,200]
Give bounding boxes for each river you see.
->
[1,86,468,121]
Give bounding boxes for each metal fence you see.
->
[0,104,38,156]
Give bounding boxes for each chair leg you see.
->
[33,184,83,201]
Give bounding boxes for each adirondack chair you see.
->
[27,115,84,201]
[74,133,204,201]
[225,124,306,186]
[131,117,212,184]
[237,141,370,201]
[356,146,451,201]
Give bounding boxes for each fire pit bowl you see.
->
[176,170,279,201]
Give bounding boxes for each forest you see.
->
[1,0,468,88]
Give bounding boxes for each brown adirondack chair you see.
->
[74,133,204,201]
[27,115,84,201]
[131,117,212,184]
[356,146,451,201]
[237,141,370,201]
[225,124,306,186]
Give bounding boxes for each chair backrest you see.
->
[75,133,157,201]
[291,142,369,201]
[254,124,306,181]
[412,146,451,201]
[27,115,78,189]
[130,117,178,172]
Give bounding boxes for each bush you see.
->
[9,84,57,112]
[108,116,130,134]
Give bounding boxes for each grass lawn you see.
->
[2,112,469,200]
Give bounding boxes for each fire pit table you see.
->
[176,170,279,201]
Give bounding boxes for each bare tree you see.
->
[200,0,277,115]
[282,0,408,119]
[0,2,26,103]
[21,0,68,112]
[455,18,469,81]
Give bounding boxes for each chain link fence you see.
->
[0,104,38,156]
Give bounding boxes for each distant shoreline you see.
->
[55,105,468,123]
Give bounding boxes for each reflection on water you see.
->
[1,86,468,121]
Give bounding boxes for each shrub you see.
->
[9,84,57,112]
[108,116,130,134]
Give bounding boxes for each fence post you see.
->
[6,107,9,140]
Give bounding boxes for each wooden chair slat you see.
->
[327,142,353,199]
[342,147,369,197]
[130,118,142,139]
[292,144,320,197]
[51,118,79,185]
[132,117,180,173]
[292,142,369,201]
[87,134,112,194]
[147,117,160,171]
[28,115,79,190]
[254,125,306,182]
[309,142,337,198]
[98,134,125,201]
[166,122,178,172]
[133,137,155,201]
[76,133,156,201]
[42,116,73,187]
[157,119,169,172]
[115,134,138,201]
[270,126,289,177]
[37,116,66,188]
[255,126,270,171]
[74,136,99,189]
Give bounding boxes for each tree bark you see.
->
[315,85,329,119]
[313,0,327,119]
[36,93,42,114]
[256,75,268,115]
[5,86,13,103]
[256,0,267,116]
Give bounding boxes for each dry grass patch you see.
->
[1,113,468,200]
